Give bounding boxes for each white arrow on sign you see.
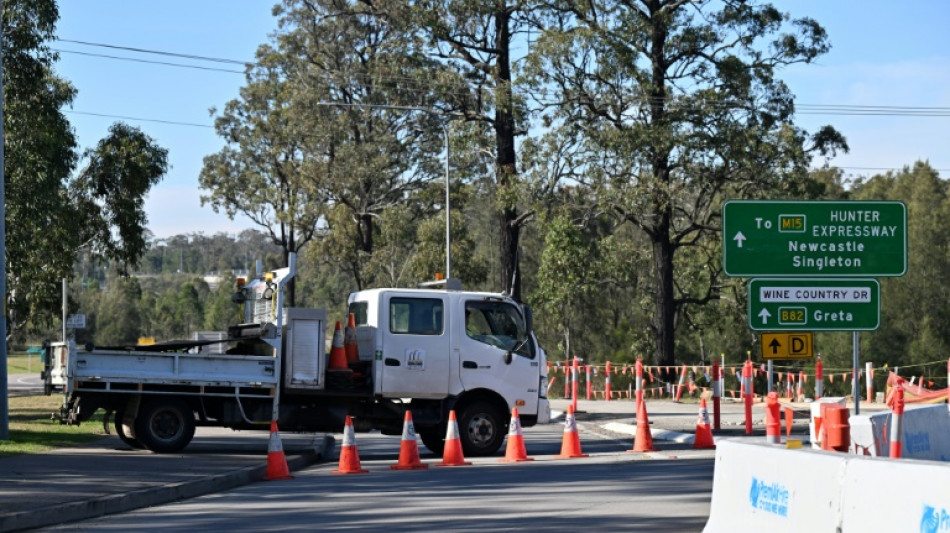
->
[733,231,746,248]
[758,308,771,325]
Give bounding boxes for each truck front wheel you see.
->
[134,398,196,453]
[457,402,507,457]
[419,428,445,456]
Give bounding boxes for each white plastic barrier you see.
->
[849,404,950,460]
[704,440,950,533]
[704,440,846,532]
[839,457,950,532]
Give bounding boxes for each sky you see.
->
[52,1,950,240]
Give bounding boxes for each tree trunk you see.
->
[494,6,521,301]
[652,211,676,368]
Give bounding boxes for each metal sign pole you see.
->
[853,331,861,415]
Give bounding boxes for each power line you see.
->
[57,38,249,66]
[65,110,213,129]
[54,49,245,75]
[56,38,950,117]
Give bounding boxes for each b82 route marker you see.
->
[723,200,906,277]
[747,278,880,331]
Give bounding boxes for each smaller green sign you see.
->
[747,278,880,331]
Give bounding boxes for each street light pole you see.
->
[442,121,450,279]
[315,102,453,279]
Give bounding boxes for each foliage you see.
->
[520,0,847,365]
[2,1,166,338]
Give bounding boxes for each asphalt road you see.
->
[39,416,715,532]
[5,372,43,397]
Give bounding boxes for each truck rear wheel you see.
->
[457,402,507,457]
[134,398,196,453]
[114,405,144,449]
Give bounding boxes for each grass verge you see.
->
[0,395,108,457]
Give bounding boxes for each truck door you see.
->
[457,298,540,416]
[379,295,451,398]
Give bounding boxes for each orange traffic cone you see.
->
[328,321,348,370]
[344,313,359,365]
[391,411,428,470]
[693,398,716,449]
[555,404,589,459]
[499,407,534,463]
[264,421,294,481]
[334,415,368,474]
[435,410,471,467]
[629,397,656,453]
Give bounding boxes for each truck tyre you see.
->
[457,402,507,457]
[134,398,196,453]
[113,405,144,449]
[419,428,445,456]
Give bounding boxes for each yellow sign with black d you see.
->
[760,332,814,360]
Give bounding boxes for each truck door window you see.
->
[390,298,444,335]
[348,301,368,326]
[465,301,532,358]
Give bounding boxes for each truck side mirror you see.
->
[522,304,534,334]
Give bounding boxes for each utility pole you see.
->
[1,32,10,440]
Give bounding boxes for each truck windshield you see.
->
[465,301,531,357]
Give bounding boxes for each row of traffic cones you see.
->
[264,398,717,479]
[328,314,360,371]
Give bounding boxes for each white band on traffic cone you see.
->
[402,419,417,441]
[268,430,284,453]
[343,421,357,446]
[446,419,460,440]
[699,407,710,427]
[509,415,523,436]
[564,413,577,434]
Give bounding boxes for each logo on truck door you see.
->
[406,349,425,370]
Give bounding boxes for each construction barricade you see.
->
[850,403,950,461]
[703,440,950,533]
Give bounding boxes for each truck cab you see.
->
[348,283,550,456]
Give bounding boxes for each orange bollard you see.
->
[674,364,687,402]
[765,392,781,445]
[743,360,753,435]
[889,383,905,458]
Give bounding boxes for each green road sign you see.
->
[723,200,907,277]
[747,278,880,331]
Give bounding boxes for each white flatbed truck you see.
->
[49,255,550,456]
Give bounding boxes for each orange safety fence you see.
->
[885,371,949,406]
